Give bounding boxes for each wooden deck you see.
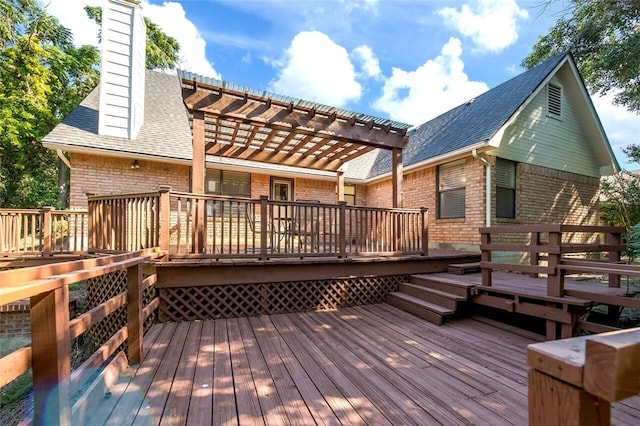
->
[85,304,640,425]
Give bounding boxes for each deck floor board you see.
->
[86,304,640,425]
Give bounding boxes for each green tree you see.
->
[600,145,640,228]
[523,0,640,112]
[0,1,180,208]
[0,0,100,208]
[84,4,180,70]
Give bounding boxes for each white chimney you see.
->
[98,0,146,140]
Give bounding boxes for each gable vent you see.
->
[548,83,562,117]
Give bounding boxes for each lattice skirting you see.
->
[87,270,156,347]
[158,275,409,322]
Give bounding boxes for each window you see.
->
[548,83,562,117]
[344,184,356,205]
[437,160,466,219]
[205,169,251,197]
[496,158,516,219]
[271,177,293,201]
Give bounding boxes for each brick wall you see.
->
[0,301,30,338]
[70,154,190,209]
[513,163,600,226]
[365,156,601,250]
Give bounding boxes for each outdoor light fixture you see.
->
[131,159,140,169]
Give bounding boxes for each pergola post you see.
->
[336,171,345,203]
[392,147,403,208]
[191,111,205,253]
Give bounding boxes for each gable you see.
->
[490,61,617,178]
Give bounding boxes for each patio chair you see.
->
[245,206,273,251]
[291,200,321,252]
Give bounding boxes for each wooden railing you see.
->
[0,248,162,425]
[528,327,640,425]
[88,192,160,252]
[0,208,88,256]
[480,224,626,297]
[89,187,428,259]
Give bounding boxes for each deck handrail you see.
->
[89,188,429,260]
[479,224,626,297]
[0,208,89,256]
[527,327,640,425]
[0,248,163,425]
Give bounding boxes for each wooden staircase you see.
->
[386,263,479,325]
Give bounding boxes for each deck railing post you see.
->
[530,231,541,278]
[41,206,53,256]
[259,196,268,261]
[338,201,347,258]
[606,231,621,288]
[420,207,428,256]
[480,230,492,287]
[159,186,171,252]
[546,229,564,298]
[30,286,71,425]
[87,193,96,250]
[127,262,144,364]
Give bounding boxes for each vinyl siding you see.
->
[98,0,146,140]
[493,76,600,177]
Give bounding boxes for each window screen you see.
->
[496,158,516,219]
[205,169,251,197]
[438,160,466,219]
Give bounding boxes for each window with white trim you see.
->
[344,184,356,205]
[437,160,466,219]
[496,158,516,219]
[548,83,562,117]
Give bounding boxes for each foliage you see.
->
[1,1,180,209]
[0,0,100,208]
[624,223,640,263]
[600,171,640,229]
[600,144,640,261]
[84,4,180,70]
[522,0,640,112]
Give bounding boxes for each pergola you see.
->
[180,71,411,207]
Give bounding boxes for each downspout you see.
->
[472,149,491,227]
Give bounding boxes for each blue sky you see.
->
[45,0,639,170]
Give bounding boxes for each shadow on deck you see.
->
[86,304,640,425]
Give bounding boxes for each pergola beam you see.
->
[182,78,410,178]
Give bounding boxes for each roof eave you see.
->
[364,141,489,184]
[43,142,193,166]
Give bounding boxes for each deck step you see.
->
[409,274,476,298]
[398,283,464,310]
[448,262,481,275]
[386,292,454,325]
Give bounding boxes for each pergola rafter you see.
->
[180,72,412,207]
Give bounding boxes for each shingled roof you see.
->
[42,70,193,162]
[365,52,569,178]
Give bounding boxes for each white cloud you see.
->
[42,0,219,78]
[269,31,361,107]
[141,1,219,78]
[373,38,489,125]
[438,0,528,53]
[352,45,382,80]
[592,93,640,171]
[42,0,100,47]
[342,0,379,14]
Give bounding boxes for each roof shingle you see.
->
[43,70,193,161]
[365,52,568,178]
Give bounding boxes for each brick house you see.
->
[42,1,618,252]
